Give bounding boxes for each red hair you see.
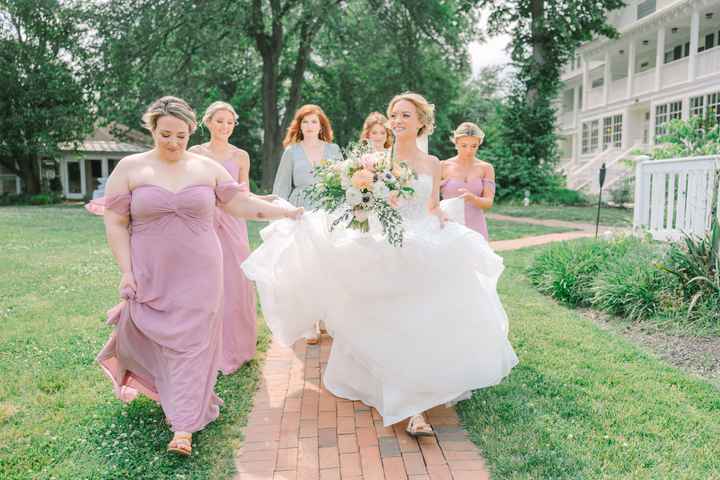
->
[360,112,393,149]
[283,104,334,147]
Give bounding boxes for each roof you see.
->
[59,125,150,153]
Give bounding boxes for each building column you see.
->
[581,54,590,109]
[603,50,611,105]
[621,109,630,150]
[627,39,636,98]
[655,27,665,91]
[572,85,580,128]
[688,9,700,81]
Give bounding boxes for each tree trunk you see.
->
[259,50,283,190]
[527,0,546,104]
[20,156,41,194]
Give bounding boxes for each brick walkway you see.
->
[235,224,598,479]
[234,336,489,480]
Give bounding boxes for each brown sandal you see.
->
[167,432,192,456]
[405,414,435,438]
[305,321,323,345]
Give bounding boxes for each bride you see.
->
[242,92,518,436]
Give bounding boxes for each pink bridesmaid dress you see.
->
[215,160,257,374]
[440,177,495,240]
[96,181,246,433]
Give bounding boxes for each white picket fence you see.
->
[633,155,720,241]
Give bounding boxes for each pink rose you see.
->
[351,168,374,190]
[360,154,377,172]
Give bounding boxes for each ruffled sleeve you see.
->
[85,193,131,216]
[105,193,131,216]
[85,197,106,216]
[215,181,249,205]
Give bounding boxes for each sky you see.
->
[469,34,512,75]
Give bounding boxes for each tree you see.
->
[479,0,624,198]
[86,0,484,188]
[295,0,486,159]
[0,0,92,194]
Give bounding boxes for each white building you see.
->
[0,126,147,200]
[557,0,720,193]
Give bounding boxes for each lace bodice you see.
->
[398,174,434,222]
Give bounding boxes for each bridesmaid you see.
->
[273,104,342,344]
[189,101,264,375]
[273,104,343,208]
[97,96,302,456]
[440,122,496,240]
[359,112,393,152]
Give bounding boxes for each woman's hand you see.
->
[284,207,304,220]
[431,207,449,228]
[119,271,137,299]
[457,188,477,203]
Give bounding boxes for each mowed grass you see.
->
[0,206,270,480]
[3,206,716,479]
[458,245,720,479]
[493,203,634,227]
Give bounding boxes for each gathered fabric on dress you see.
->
[243,175,518,426]
[441,177,495,240]
[96,181,246,433]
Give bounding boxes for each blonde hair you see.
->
[202,101,238,127]
[360,112,393,149]
[387,92,435,136]
[283,104,334,147]
[142,96,197,133]
[451,122,485,144]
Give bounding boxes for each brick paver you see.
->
[234,336,490,480]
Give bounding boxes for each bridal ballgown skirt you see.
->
[242,176,518,425]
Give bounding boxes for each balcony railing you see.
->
[697,47,720,78]
[587,88,604,109]
[633,69,655,96]
[661,57,688,88]
[609,78,627,103]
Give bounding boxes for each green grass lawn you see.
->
[0,206,269,480]
[2,206,717,479]
[493,203,634,227]
[459,245,720,479]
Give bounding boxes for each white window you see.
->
[655,101,682,138]
[690,91,720,123]
[690,95,705,117]
[602,117,613,150]
[590,120,600,152]
[612,114,623,148]
[582,123,590,154]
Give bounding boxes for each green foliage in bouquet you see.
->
[305,142,416,247]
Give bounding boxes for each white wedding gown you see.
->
[242,174,518,425]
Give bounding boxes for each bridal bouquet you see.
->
[305,143,416,247]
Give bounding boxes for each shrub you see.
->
[0,192,63,206]
[658,220,720,327]
[536,187,590,206]
[592,241,673,320]
[608,176,634,208]
[527,237,636,307]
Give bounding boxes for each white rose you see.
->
[345,187,363,206]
